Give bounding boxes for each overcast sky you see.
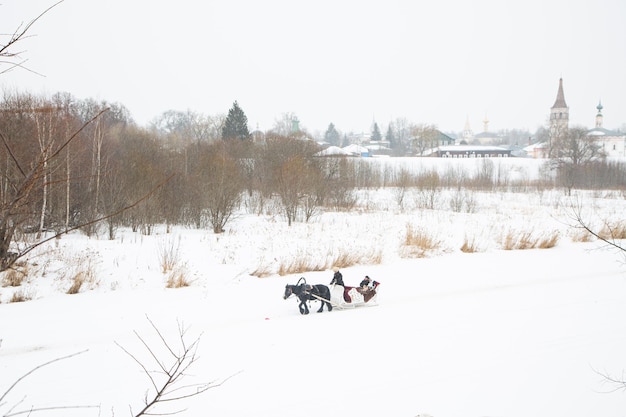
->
[1,0,625,135]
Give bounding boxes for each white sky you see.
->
[1,0,625,135]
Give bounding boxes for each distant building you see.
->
[523,141,549,159]
[433,145,511,158]
[587,101,626,157]
[473,116,500,144]
[549,77,569,145]
[526,78,570,159]
[462,116,474,143]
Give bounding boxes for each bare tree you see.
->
[550,126,605,195]
[116,317,231,417]
[411,123,439,156]
[203,141,245,233]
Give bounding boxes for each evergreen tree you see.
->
[324,123,341,146]
[385,125,395,148]
[371,122,382,142]
[221,101,250,140]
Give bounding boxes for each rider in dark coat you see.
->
[330,267,345,286]
[360,275,372,289]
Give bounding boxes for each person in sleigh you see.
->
[357,275,379,302]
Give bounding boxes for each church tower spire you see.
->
[595,100,604,128]
[549,77,569,145]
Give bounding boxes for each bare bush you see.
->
[448,188,478,213]
[414,171,441,210]
[116,317,227,417]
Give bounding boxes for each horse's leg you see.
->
[300,301,309,315]
[315,293,324,312]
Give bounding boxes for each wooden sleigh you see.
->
[312,282,380,310]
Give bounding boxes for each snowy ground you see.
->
[1,159,626,417]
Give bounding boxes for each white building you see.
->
[587,101,626,158]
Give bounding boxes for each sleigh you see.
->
[326,282,380,309]
[284,277,379,314]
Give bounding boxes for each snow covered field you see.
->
[1,157,626,417]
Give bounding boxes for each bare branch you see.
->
[567,199,626,254]
[592,366,626,393]
[0,349,100,416]
[116,317,229,417]
[13,172,175,263]
[0,1,64,76]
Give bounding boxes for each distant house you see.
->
[343,144,370,157]
[523,142,549,159]
[315,146,352,157]
[433,145,512,158]
[588,102,626,158]
[434,130,456,146]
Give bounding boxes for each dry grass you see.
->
[2,269,25,287]
[460,236,482,253]
[277,257,327,276]
[501,228,560,250]
[537,232,560,249]
[331,249,385,269]
[66,264,98,295]
[67,271,87,294]
[401,224,441,258]
[598,221,626,240]
[251,247,383,278]
[9,289,32,303]
[570,229,595,242]
[157,235,181,273]
[166,268,191,288]
[250,261,273,278]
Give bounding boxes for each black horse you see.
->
[283,278,333,315]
